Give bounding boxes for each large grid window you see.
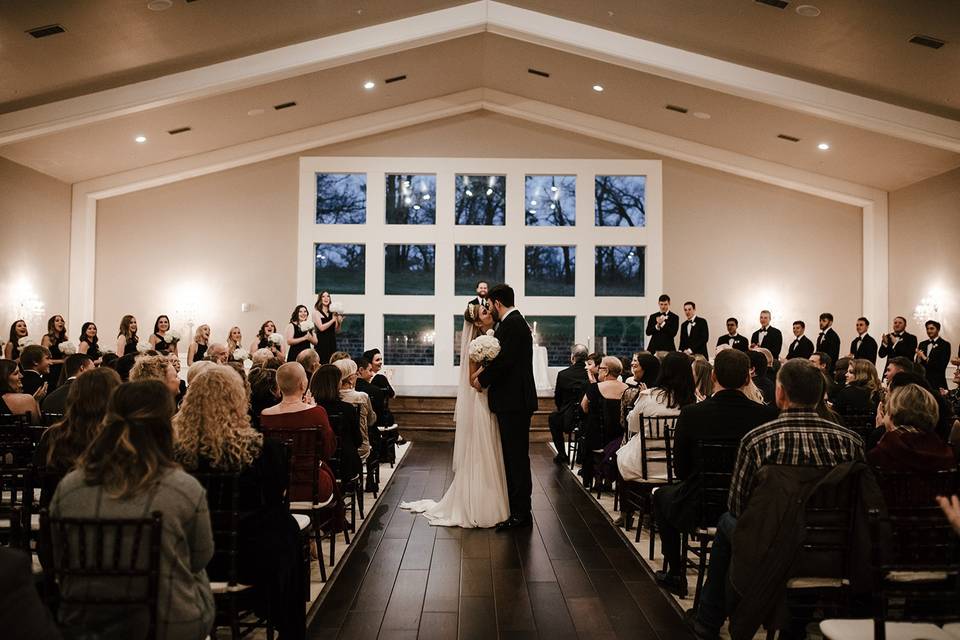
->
[315,173,366,224]
[314,243,365,295]
[384,315,435,366]
[384,244,435,295]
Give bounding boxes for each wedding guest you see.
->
[168,354,187,403]
[750,310,783,360]
[100,352,119,371]
[883,355,920,385]
[116,314,139,356]
[296,349,321,382]
[285,305,317,363]
[203,342,229,364]
[329,351,350,364]
[679,301,709,358]
[786,320,814,360]
[251,349,282,370]
[586,352,603,384]
[312,291,342,365]
[310,364,364,482]
[252,320,285,359]
[945,367,960,419]
[833,356,852,389]
[50,380,215,640]
[633,352,661,388]
[580,356,628,488]
[0,359,41,419]
[362,348,399,441]
[469,280,489,306]
[35,367,121,506]
[173,365,305,640]
[149,315,177,356]
[130,354,180,398]
[77,322,102,362]
[832,358,882,416]
[815,312,841,364]
[889,371,959,446]
[626,351,696,435]
[356,357,387,490]
[916,320,951,391]
[809,351,836,396]
[869,383,955,472]
[878,316,918,367]
[333,359,373,461]
[717,318,749,352]
[248,366,280,424]
[19,344,50,399]
[187,324,209,366]
[41,315,68,388]
[41,354,94,416]
[4,319,28,361]
[645,294,679,352]
[551,344,589,464]
[692,357,714,401]
[186,360,214,384]
[748,349,775,404]
[848,317,878,364]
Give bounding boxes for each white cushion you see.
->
[293,514,311,531]
[209,582,254,595]
[820,619,955,640]
[887,570,949,583]
[289,494,334,511]
[786,577,848,589]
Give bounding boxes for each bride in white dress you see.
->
[400,302,510,528]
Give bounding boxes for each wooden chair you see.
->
[838,411,879,443]
[326,412,362,533]
[0,465,34,549]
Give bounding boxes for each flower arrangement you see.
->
[299,320,315,332]
[59,341,77,355]
[268,332,284,346]
[18,336,34,348]
[330,301,345,315]
[232,347,250,362]
[166,330,181,343]
[468,333,501,364]
[136,341,152,353]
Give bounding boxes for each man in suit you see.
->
[809,351,837,397]
[645,294,679,352]
[679,301,709,358]
[878,316,918,367]
[750,310,782,360]
[41,353,93,415]
[550,344,589,464]
[717,318,749,353]
[747,349,775,404]
[468,280,489,306]
[477,284,538,531]
[356,356,387,491]
[849,316,878,364]
[815,313,841,364]
[786,321,814,360]
[916,320,952,391]
[652,349,778,594]
[17,345,50,399]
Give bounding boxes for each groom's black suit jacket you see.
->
[477,310,537,415]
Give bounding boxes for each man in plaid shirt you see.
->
[688,359,864,640]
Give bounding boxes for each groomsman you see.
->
[469,280,489,306]
[645,294,679,352]
[679,301,709,358]
[815,313,841,364]
[916,320,951,390]
[750,310,782,360]
[717,318,749,352]
[786,321,815,360]
[878,316,918,366]
[849,317,878,364]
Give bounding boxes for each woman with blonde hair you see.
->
[187,324,210,366]
[832,358,882,416]
[130,354,180,398]
[226,326,243,359]
[869,383,954,471]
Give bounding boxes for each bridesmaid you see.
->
[226,326,243,359]
[149,315,178,357]
[187,324,210,365]
[41,315,69,388]
[251,320,285,360]
[4,319,28,361]
[116,315,140,356]
[285,305,317,363]
[312,291,342,365]
[77,322,103,363]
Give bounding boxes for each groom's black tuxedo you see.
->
[478,308,536,519]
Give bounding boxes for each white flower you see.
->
[268,332,284,345]
[330,301,345,315]
[136,341,152,353]
[167,330,181,343]
[18,336,34,348]
[59,341,77,355]
[232,347,250,361]
[299,320,315,332]
[485,329,495,336]
[468,334,501,363]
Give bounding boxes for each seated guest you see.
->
[185,360,214,385]
[363,348,399,440]
[688,359,863,640]
[0,547,62,639]
[167,354,187,403]
[0,358,41,419]
[99,352,119,371]
[869,383,955,472]
[883,355,921,386]
[333,359,374,461]
[633,351,661,389]
[129,354,180,398]
[203,342,229,364]
[296,348,321,382]
[626,352,697,435]
[809,351,836,396]
[916,320,951,391]
[41,354,93,416]
[888,371,959,447]
[716,318,749,352]
[310,365,363,482]
[586,352,604,383]
[19,344,51,399]
[692,357,714,400]
[173,365,306,640]
[785,320,814,360]
[247,366,280,424]
[747,350,775,405]
[832,356,852,389]
[329,351,351,364]
[50,380,214,640]
[652,350,778,594]
[356,357,387,489]
[579,356,628,488]
[831,358,881,416]
[550,344,589,464]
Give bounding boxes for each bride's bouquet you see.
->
[468,330,500,364]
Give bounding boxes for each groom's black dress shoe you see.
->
[496,514,533,532]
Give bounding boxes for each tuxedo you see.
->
[19,369,45,396]
[679,317,709,357]
[786,335,814,360]
[41,377,74,415]
[849,333,878,365]
[717,334,749,352]
[645,311,679,352]
[816,327,841,364]
[550,361,588,459]
[750,326,783,360]
[478,308,537,518]
[878,331,918,365]
[917,338,952,390]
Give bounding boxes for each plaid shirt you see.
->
[728,409,864,517]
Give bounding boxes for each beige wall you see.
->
[889,166,960,342]
[0,157,71,340]
[95,111,863,352]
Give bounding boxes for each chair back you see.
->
[0,428,35,466]
[39,508,163,640]
[0,413,30,429]
[693,441,740,528]
[795,474,859,580]
[838,411,876,441]
[0,467,33,548]
[261,426,324,506]
[638,416,678,482]
[190,470,243,586]
[43,413,65,427]
[325,412,347,478]
[875,467,959,514]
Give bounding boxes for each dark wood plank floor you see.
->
[310,442,693,640]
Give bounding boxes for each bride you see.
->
[400,301,510,527]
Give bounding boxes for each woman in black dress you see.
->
[579,356,629,489]
[77,322,102,363]
[4,319,28,361]
[187,324,209,365]
[312,291,341,365]
[284,305,317,363]
[831,358,882,416]
[41,315,68,388]
[251,320,285,360]
[116,315,140,356]
[149,314,178,357]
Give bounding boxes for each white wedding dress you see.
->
[400,321,510,528]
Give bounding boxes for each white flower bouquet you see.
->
[268,332,284,346]
[330,301,345,315]
[232,347,250,362]
[166,330,181,343]
[59,341,77,355]
[468,333,501,364]
[136,341,152,353]
[18,336,34,348]
[299,320,315,332]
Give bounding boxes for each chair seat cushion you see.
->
[785,577,849,589]
[289,494,334,511]
[820,619,955,640]
[293,514,311,531]
[886,570,949,583]
[209,582,255,595]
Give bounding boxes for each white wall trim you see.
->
[5,0,959,153]
[68,89,888,336]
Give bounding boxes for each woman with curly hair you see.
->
[173,364,306,640]
[130,354,181,399]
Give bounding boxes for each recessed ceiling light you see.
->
[692,112,711,120]
[363,81,375,90]
[247,108,264,116]
[795,4,820,17]
[592,84,604,92]
[134,135,147,143]
[147,0,173,10]
[817,142,830,150]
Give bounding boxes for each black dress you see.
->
[286,324,313,363]
[192,342,207,364]
[121,336,138,356]
[81,339,102,361]
[315,310,337,365]
[47,339,65,389]
[257,337,283,358]
[153,333,171,356]
[581,383,625,485]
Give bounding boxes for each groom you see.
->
[474,284,538,531]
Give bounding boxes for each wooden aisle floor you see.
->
[309,442,693,640]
